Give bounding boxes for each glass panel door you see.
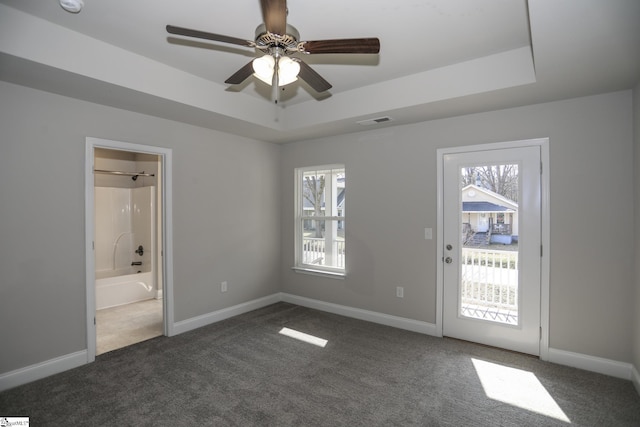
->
[460,164,519,325]
[443,146,541,355]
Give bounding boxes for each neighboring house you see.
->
[461,184,518,245]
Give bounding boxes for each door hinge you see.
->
[540,244,543,257]
[540,161,543,175]
[94,317,96,325]
[539,326,542,341]
[92,241,95,250]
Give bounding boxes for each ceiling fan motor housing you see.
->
[254,24,300,53]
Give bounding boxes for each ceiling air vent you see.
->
[357,116,394,126]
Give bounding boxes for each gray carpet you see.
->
[1,302,639,426]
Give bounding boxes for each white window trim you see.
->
[294,165,346,278]
[291,266,346,280]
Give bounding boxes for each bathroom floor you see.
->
[96,299,163,355]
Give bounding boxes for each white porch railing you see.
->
[303,237,345,268]
[461,248,519,315]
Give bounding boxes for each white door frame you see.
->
[84,137,175,363]
[436,138,550,360]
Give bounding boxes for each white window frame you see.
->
[293,164,345,278]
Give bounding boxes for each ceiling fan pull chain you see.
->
[272,60,280,104]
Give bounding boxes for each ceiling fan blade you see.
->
[260,0,287,35]
[296,60,332,93]
[166,25,254,48]
[225,61,256,85]
[299,38,380,54]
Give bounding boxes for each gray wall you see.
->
[1,79,636,377]
[281,90,635,363]
[634,82,640,375]
[0,81,282,373]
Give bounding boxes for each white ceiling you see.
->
[0,0,639,143]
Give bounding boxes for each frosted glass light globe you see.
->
[252,55,275,85]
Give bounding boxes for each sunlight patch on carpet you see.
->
[472,358,570,423]
[279,327,328,347]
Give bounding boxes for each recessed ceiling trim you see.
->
[0,4,282,131]
[283,47,536,131]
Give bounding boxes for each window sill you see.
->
[291,267,345,280]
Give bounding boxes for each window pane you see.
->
[302,168,345,217]
[337,172,345,214]
[302,170,326,217]
[460,163,519,325]
[301,220,345,269]
[296,165,345,273]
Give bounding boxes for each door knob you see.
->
[445,257,453,264]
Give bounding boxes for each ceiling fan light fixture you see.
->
[166,1,380,95]
[277,56,300,86]
[252,55,275,85]
[252,55,300,87]
[59,0,84,13]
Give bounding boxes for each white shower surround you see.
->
[95,186,156,309]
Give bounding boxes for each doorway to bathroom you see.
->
[85,138,174,362]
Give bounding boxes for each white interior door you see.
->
[442,146,541,355]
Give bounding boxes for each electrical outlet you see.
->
[396,286,404,298]
[221,281,228,293]
[424,228,433,240]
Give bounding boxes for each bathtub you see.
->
[96,268,155,310]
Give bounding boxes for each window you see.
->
[294,165,345,276]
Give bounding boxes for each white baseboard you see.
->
[632,365,640,396]
[172,293,281,335]
[0,350,87,392]
[548,347,633,380]
[280,293,439,336]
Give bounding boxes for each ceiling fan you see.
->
[166,0,380,103]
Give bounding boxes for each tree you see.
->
[462,164,518,202]
[303,174,325,238]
